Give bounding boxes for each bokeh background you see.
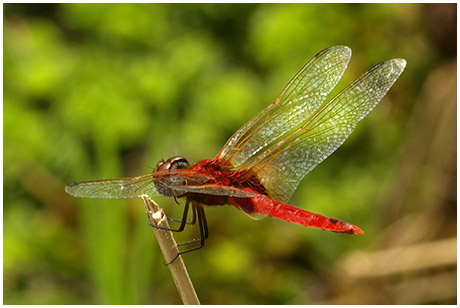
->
[3,3,456,304]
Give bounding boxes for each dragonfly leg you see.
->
[166,215,196,226]
[189,205,197,225]
[149,200,191,232]
[176,205,207,246]
[165,204,208,265]
[199,206,209,240]
[176,205,201,247]
[166,201,197,226]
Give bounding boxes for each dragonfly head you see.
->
[155,156,190,197]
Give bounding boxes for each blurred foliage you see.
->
[3,3,456,304]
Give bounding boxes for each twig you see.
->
[141,195,200,305]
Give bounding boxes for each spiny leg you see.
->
[176,205,203,247]
[166,214,196,226]
[166,204,208,265]
[176,205,200,247]
[189,204,197,225]
[179,206,207,250]
[176,206,208,247]
[149,200,191,232]
[167,201,197,225]
[199,206,209,240]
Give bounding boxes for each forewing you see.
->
[217,46,352,167]
[65,170,213,199]
[247,58,407,202]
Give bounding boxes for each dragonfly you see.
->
[66,46,406,257]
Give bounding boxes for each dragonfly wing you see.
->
[65,170,213,199]
[172,184,262,198]
[65,174,162,199]
[247,58,407,202]
[217,45,352,167]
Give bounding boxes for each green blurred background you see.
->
[3,3,456,304]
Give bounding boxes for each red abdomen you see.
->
[231,195,363,235]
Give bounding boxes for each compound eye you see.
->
[156,160,165,170]
[168,156,189,170]
[156,156,189,172]
[156,159,172,171]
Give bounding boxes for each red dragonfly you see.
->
[66,46,406,255]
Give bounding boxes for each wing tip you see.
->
[368,57,407,75]
[65,182,80,196]
[315,45,352,58]
[393,58,407,70]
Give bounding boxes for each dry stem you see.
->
[141,195,200,305]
